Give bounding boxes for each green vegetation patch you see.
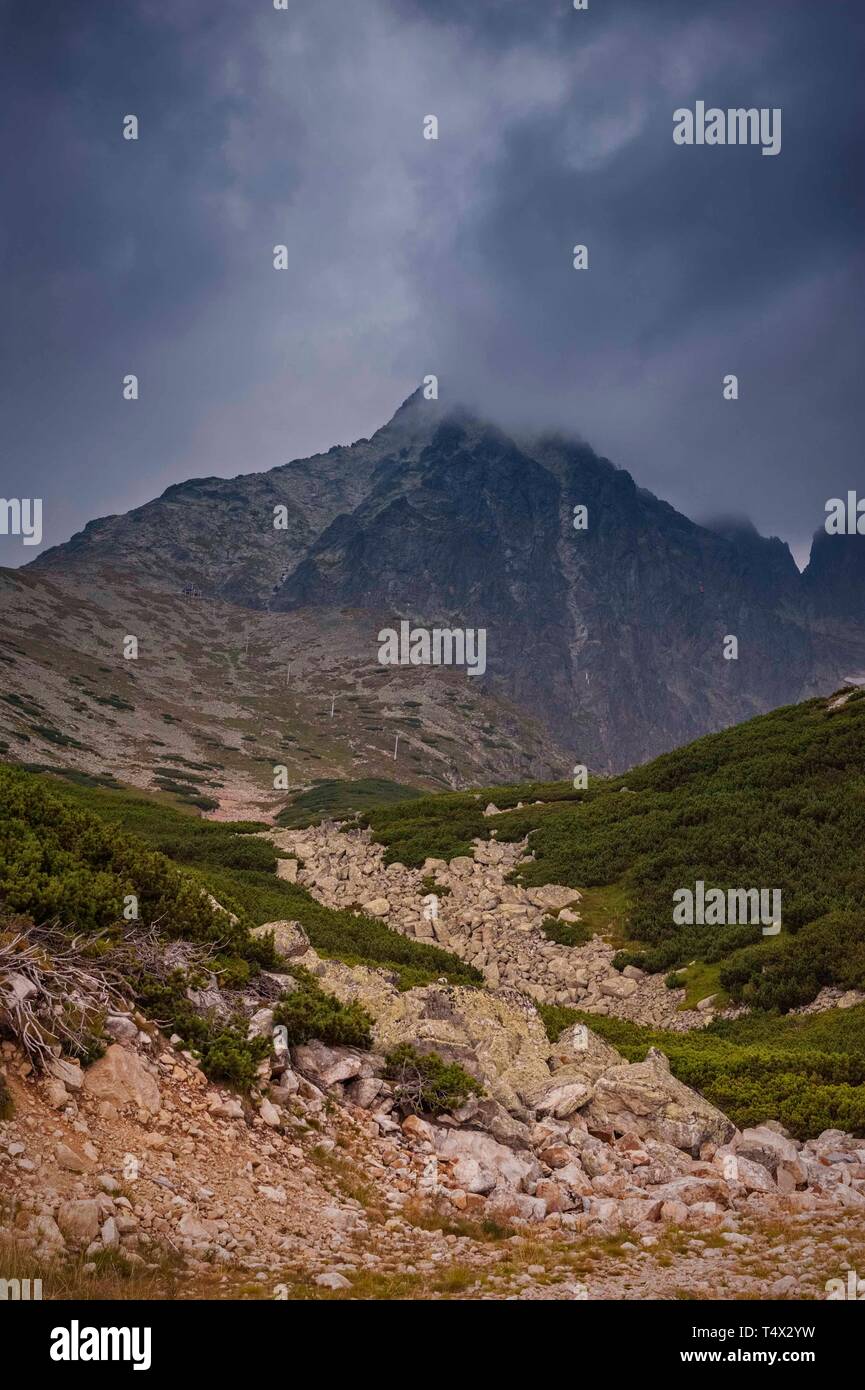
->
[384,1044,483,1115]
[360,792,489,866]
[82,690,135,712]
[541,916,591,947]
[361,780,584,867]
[0,763,247,950]
[21,771,480,991]
[0,763,276,1087]
[538,1003,865,1139]
[277,777,424,829]
[29,725,91,751]
[365,693,865,1010]
[273,968,373,1049]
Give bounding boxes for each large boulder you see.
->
[735,1125,800,1173]
[584,1047,735,1155]
[451,1156,498,1195]
[82,1044,161,1115]
[362,898,390,918]
[529,1077,595,1120]
[431,1127,541,1191]
[316,969,554,1115]
[648,1175,732,1208]
[247,1007,275,1041]
[178,1212,219,1242]
[57,1199,100,1247]
[550,1024,626,1083]
[712,1150,776,1193]
[55,1139,99,1173]
[48,1057,84,1092]
[523,1025,623,1115]
[599,975,637,1000]
[251,919,309,961]
[450,1098,534,1151]
[290,1041,374,1089]
[526,885,581,911]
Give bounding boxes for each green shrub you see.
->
[420,874,451,898]
[542,916,590,947]
[536,1003,581,1042]
[85,691,135,712]
[197,1030,269,1089]
[0,763,237,949]
[719,911,865,1011]
[384,1044,482,1115]
[273,970,372,1049]
[366,691,865,1011]
[547,1005,865,1138]
[132,971,269,1088]
[278,778,423,829]
[362,780,584,866]
[29,725,90,750]
[211,954,252,989]
[360,793,488,866]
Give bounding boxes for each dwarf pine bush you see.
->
[384,1044,482,1115]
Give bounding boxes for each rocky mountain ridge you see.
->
[22,390,865,776]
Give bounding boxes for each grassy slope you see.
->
[539,1003,865,1140]
[13,770,480,990]
[276,777,423,829]
[359,692,865,1134]
[0,762,483,1089]
[363,691,865,1004]
[7,691,865,1134]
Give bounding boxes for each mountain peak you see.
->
[698,514,762,542]
[19,394,865,774]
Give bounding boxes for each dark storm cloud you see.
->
[1,0,863,569]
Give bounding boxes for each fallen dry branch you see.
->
[0,918,131,1069]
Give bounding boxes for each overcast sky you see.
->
[1,0,863,569]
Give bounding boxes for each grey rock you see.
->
[82,1044,161,1115]
[316,1272,351,1289]
[104,1015,140,1044]
[57,1199,101,1246]
[291,1041,373,1089]
[586,1048,735,1154]
[47,1057,83,1091]
[251,919,310,961]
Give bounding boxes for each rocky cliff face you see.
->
[27,391,865,773]
[804,528,865,624]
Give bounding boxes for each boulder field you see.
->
[3,823,865,1299]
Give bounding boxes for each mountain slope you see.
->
[362,686,865,1013]
[12,390,865,783]
[0,563,558,815]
